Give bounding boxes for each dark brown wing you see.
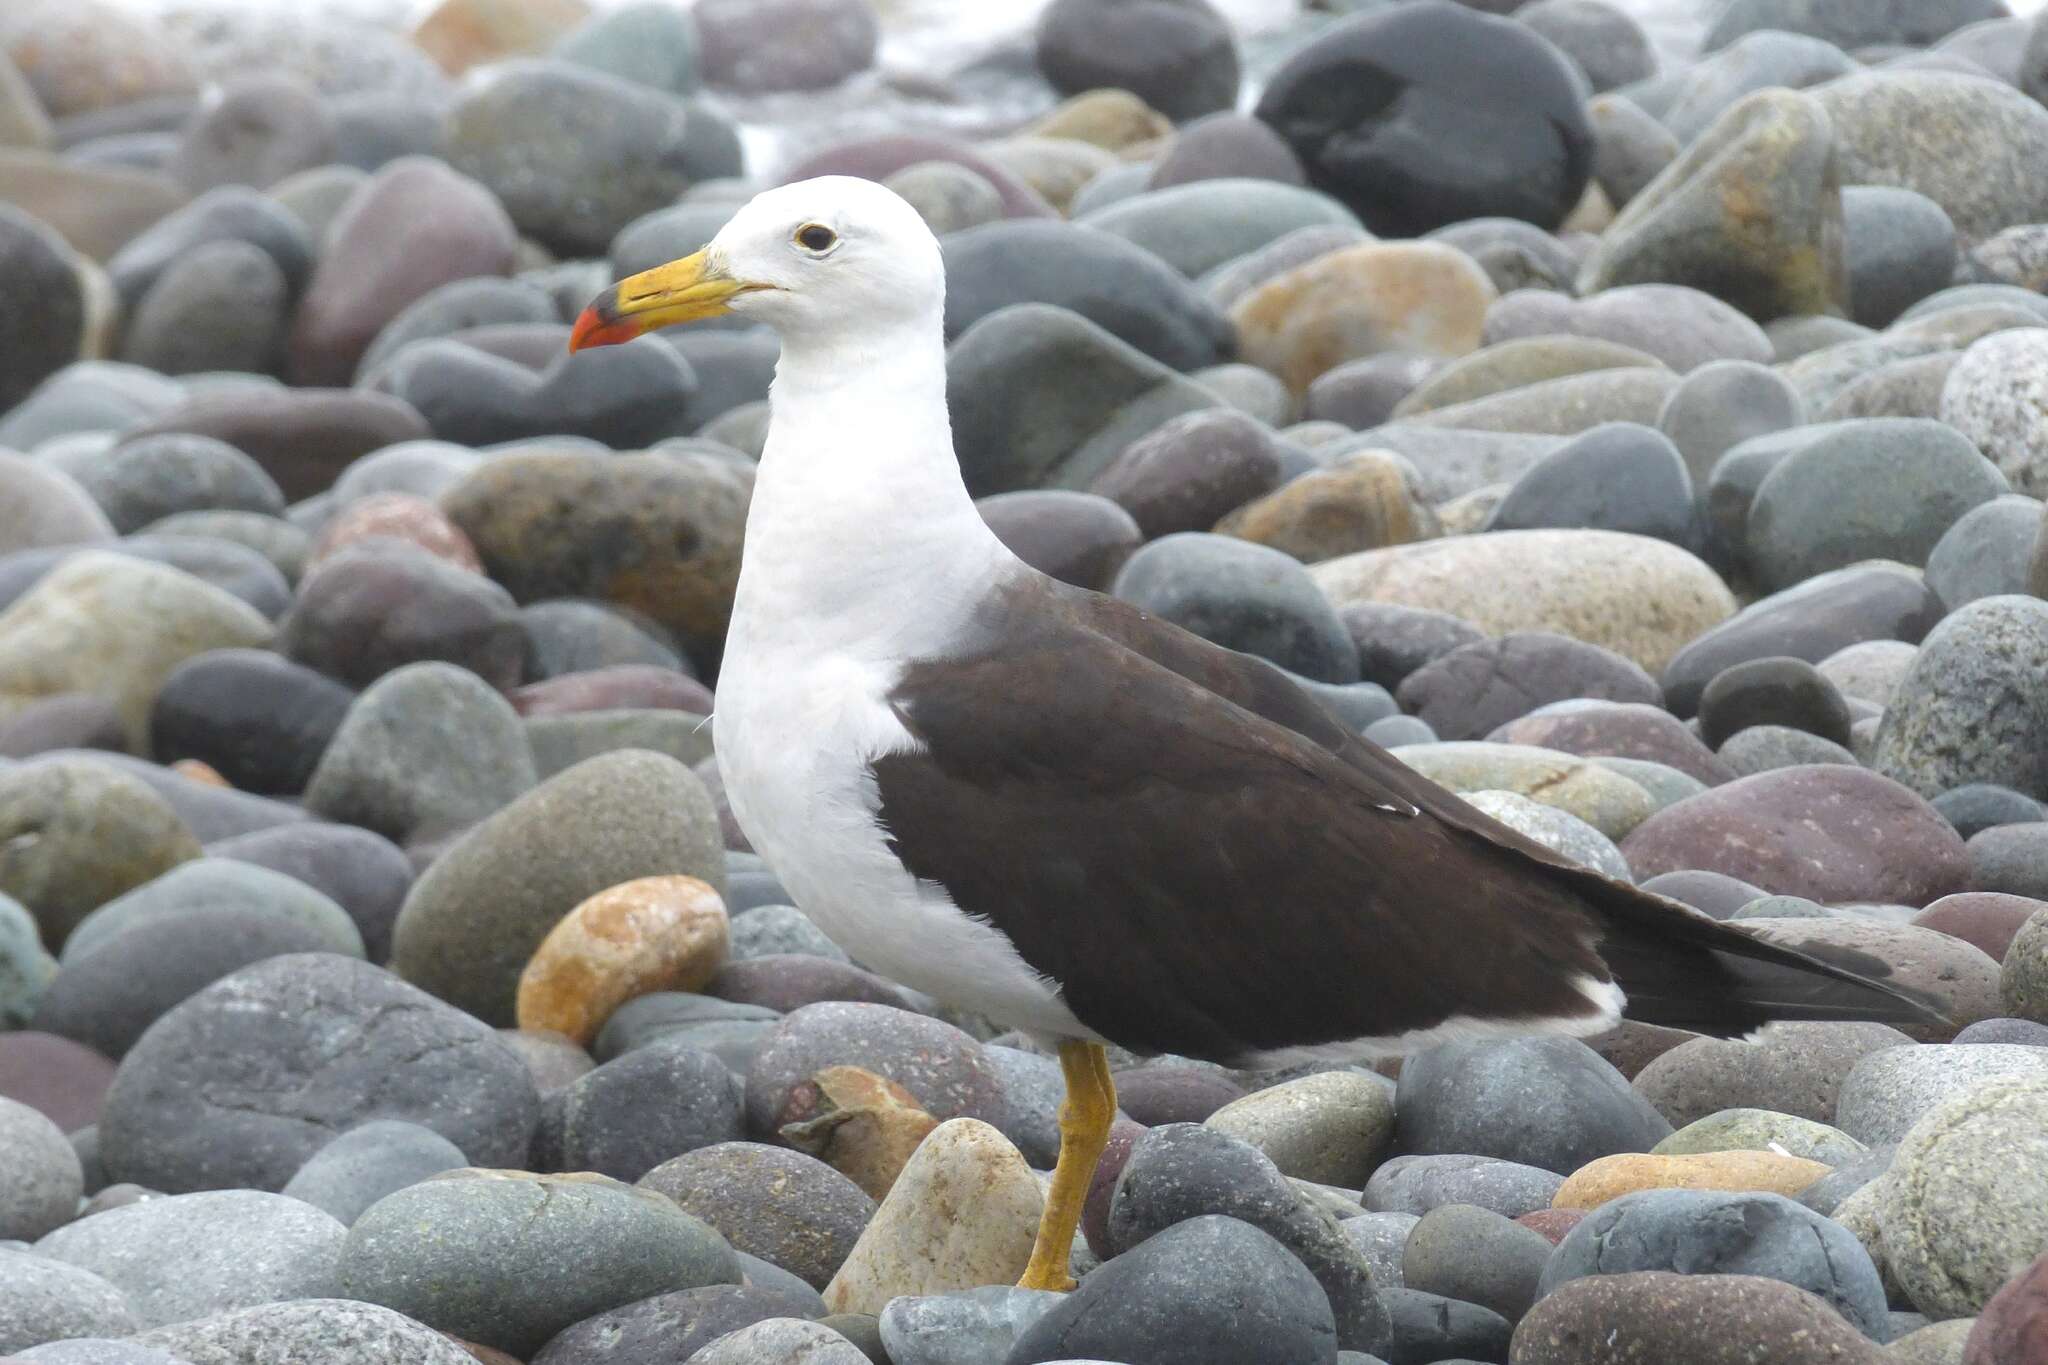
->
[870,576,1942,1062]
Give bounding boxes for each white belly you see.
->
[713,648,1098,1041]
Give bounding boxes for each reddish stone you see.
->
[310,492,483,575]
[1913,892,2046,964]
[1620,765,1969,907]
[1111,1065,1247,1127]
[1516,1208,1586,1244]
[1966,1249,2048,1365]
[510,665,714,718]
[0,1031,116,1131]
[1490,701,1734,786]
[1081,1117,1148,1257]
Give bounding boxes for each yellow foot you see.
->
[1015,1040,1116,1294]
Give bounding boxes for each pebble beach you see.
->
[4,0,2048,1362]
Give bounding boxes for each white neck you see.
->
[726,315,1011,667]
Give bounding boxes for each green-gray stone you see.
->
[1653,1107,1868,1164]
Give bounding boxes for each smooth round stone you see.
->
[303,661,535,845]
[1730,893,1832,921]
[1653,1107,1866,1165]
[167,73,332,190]
[1341,1209,1419,1288]
[1397,631,1660,743]
[1554,1149,1833,1213]
[1823,351,1960,423]
[1392,741,1653,838]
[1579,88,1843,323]
[1926,495,2041,611]
[1483,422,1697,549]
[693,0,875,92]
[1540,1189,1888,1338]
[1661,563,1944,717]
[518,600,681,681]
[500,1028,595,1095]
[35,898,365,1059]
[1747,418,2008,592]
[972,1045,1061,1169]
[1102,1123,1386,1352]
[0,758,201,949]
[511,665,714,720]
[1149,111,1302,191]
[1873,595,2048,803]
[135,1299,474,1364]
[0,1031,116,1134]
[743,1003,1005,1138]
[1639,869,1768,920]
[516,875,728,1048]
[1656,360,1805,492]
[974,491,1141,595]
[1212,449,1434,563]
[279,1119,468,1226]
[309,492,481,578]
[1942,329,2048,500]
[98,954,539,1193]
[1314,528,1735,678]
[0,535,294,623]
[1401,1203,1552,1323]
[1376,1288,1511,1364]
[876,1284,1062,1365]
[0,550,275,750]
[1303,352,1439,430]
[595,993,779,1065]
[442,62,702,256]
[540,1036,742,1182]
[1087,408,1284,540]
[1588,92,1678,208]
[2003,907,2048,1022]
[1620,765,1969,908]
[391,750,722,1024]
[1490,702,1730,787]
[1427,217,1579,295]
[707,956,910,1015]
[1483,284,1772,373]
[1255,2,1591,236]
[1363,1154,1564,1219]
[1111,532,1357,683]
[1461,790,1632,879]
[1033,0,1237,122]
[1698,656,1852,749]
[551,0,701,96]
[0,1097,82,1242]
[530,1283,828,1365]
[1340,603,1484,691]
[1836,1044,2048,1149]
[1968,823,2048,900]
[0,453,112,556]
[1108,1064,1242,1128]
[1515,1270,1883,1364]
[1879,1075,2048,1319]
[128,385,432,507]
[1364,714,1436,749]
[341,1168,738,1357]
[1632,1021,1914,1130]
[0,891,56,1029]
[1817,639,1918,710]
[1843,185,1957,329]
[883,160,1006,237]
[0,206,86,414]
[688,1317,870,1365]
[208,821,413,965]
[140,510,308,583]
[0,1248,139,1352]
[355,277,558,384]
[1080,181,1361,291]
[150,649,353,796]
[119,239,288,378]
[280,541,523,692]
[1203,1069,1394,1188]
[1911,892,2045,964]
[638,1142,874,1292]
[440,449,750,663]
[1396,1037,1671,1176]
[1517,0,1654,92]
[103,185,310,317]
[33,1189,344,1329]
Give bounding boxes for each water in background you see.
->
[108,0,2048,177]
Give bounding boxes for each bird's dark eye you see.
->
[795,223,838,253]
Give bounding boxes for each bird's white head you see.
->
[569,175,944,353]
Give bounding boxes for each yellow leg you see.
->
[1017,1040,1117,1292]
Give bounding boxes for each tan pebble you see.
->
[781,1065,940,1202]
[169,758,229,788]
[1552,1150,1834,1210]
[821,1117,1043,1315]
[515,874,728,1046]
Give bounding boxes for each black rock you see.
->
[1034,0,1241,122]
[280,541,526,691]
[207,822,413,965]
[1105,1124,1391,1355]
[1111,532,1359,683]
[1484,423,1698,550]
[1660,564,1945,716]
[1933,782,2048,841]
[942,220,1232,372]
[0,206,88,413]
[97,953,539,1193]
[530,1283,826,1365]
[1534,1189,1889,1340]
[1007,1215,1340,1365]
[368,328,698,449]
[151,649,355,795]
[1340,603,1486,691]
[1393,1037,1672,1175]
[538,1036,745,1182]
[1254,1,1593,236]
[1395,632,1661,741]
[1697,656,1854,749]
[1378,1287,1512,1365]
